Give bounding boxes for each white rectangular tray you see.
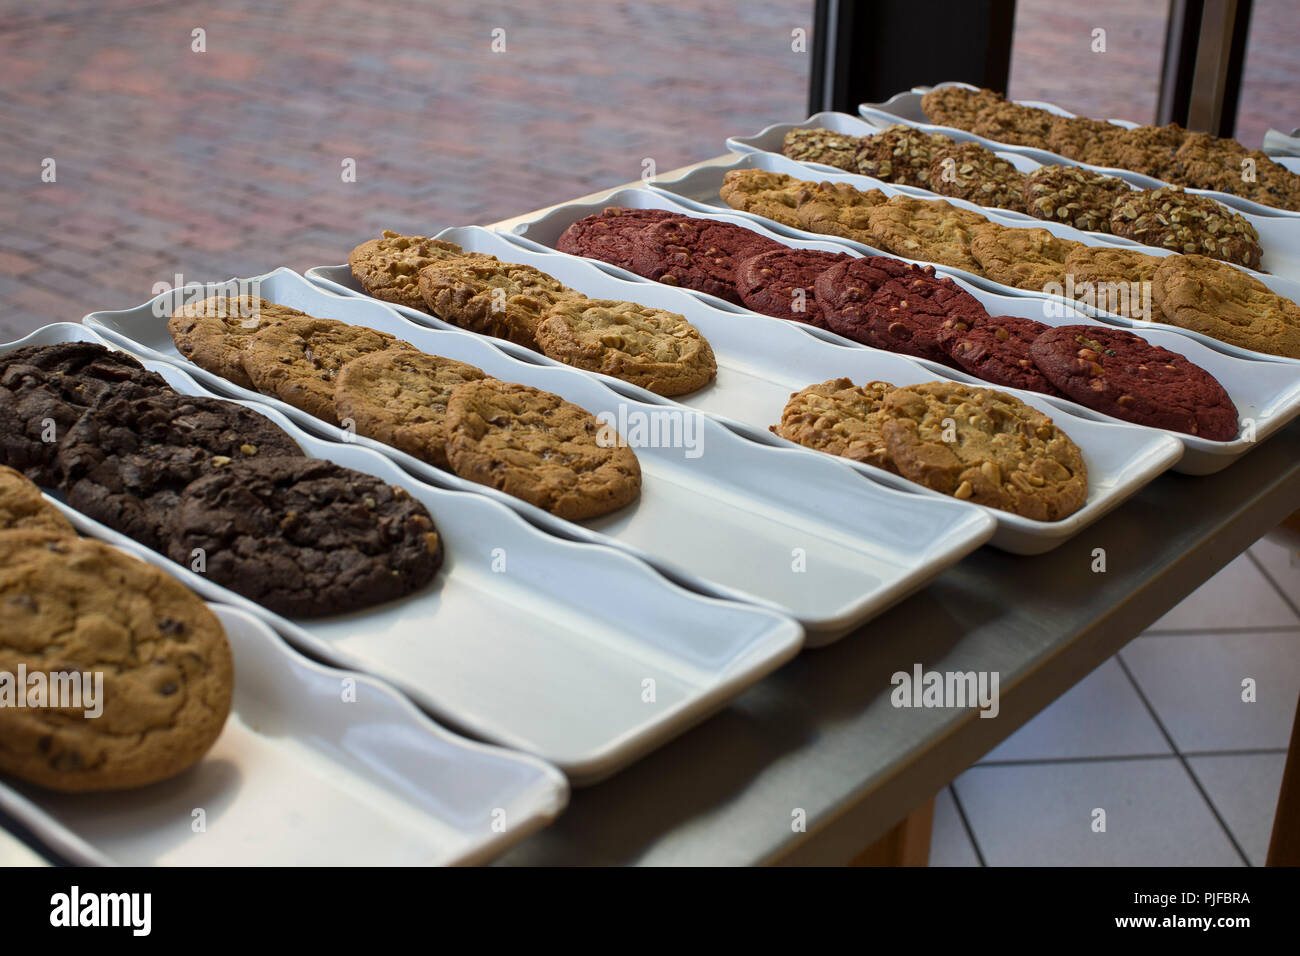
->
[726,111,1300,284]
[647,151,1300,367]
[84,273,995,640]
[0,603,568,866]
[310,230,1182,553]
[496,192,1300,475]
[4,323,803,784]
[858,81,1300,221]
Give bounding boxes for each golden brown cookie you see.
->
[718,169,886,239]
[334,348,488,469]
[864,196,991,274]
[0,530,233,792]
[927,142,1027,212]
[418,255,574,348]
[534,298,717,397]
[968,224,1083,291]
[348,231,468,312]
[244,317,414,425]
[1062,245,1164,320]
[769,378,898,473]
[880,382,1089,520]
[0,465,74,535]
[1109,186,1263,269]
[1151,255,1300,360]
[444,379,642,521]
[168,295,306,390]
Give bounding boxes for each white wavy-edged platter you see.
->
[0,602,568,866]
[496,189,1300,475]
[646,152,1300,366]
[85,273,994,638]
[858,80,1300,220]
[4,323,803,783]
[309,230,1182,553]
[726,110,1300,283]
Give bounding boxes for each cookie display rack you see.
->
[858,80,1300,221]
[501,195,1300,476]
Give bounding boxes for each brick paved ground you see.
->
[1,0,1296,343]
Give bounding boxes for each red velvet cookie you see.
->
[937,313,1063,396]
[555,207,684,271]
[629,217,784,303]
[735,248,852,327]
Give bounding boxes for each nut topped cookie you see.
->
[1023,164,1132,233]
[919,86,1003,128]
[243,317,414,425]
[969,101,1055,149]
[334,349,488,469]
[444,379,642,520]
[1109,186,1263,270]
[169,295,307,390]
[1045,115,1125,167]
[719,169,886,239]
[926,142,1027,212]
[0,465,74,535]
[770,378,898,473]
[349,231,468,312]
[782,127,862,171]
[852,124,954,188]
[418,255,574,347]
[880,382,1088,520]
[0,530,233,792]
[535,298,717,396]
[1029,325,1238,440]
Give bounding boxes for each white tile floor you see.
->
[930,542,1300,866]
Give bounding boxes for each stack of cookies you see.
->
[783,126,1264,269]
[918,86,1300,212]
[169,299,643,521]
[771,378,1089,520]
[0,341,444,617]
[0,465,234,792]
[719,169,1300,360]
[348,231,717,397]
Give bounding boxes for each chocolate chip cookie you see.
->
[1030,325,1238,439]
[169,295,307,390]
[968,224,1083,291]
[418,255,574,347]
[348,231,468,312]
[0,465,74,535]
[718,169,887,239]
[168,456,443,618]
[243,317,413,425]
[735,248,852,326]
[57,391,303,551]
[927,142,1027,212]
[334,348,488,469]
[769,377,898,473]
[0,343,168,486]
[1109,187,1263,269]
[535,298,717,396]
[0,530,232,791]
[1023,164,1132,233]
[880,382,1089,520]
[444,379,642,520]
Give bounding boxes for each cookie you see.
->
[970,102,1055,149]
[1023,164,1132,233]
[782,128,862,171]
[629,216,783,303]
[0,465,75,535]
[938,313,1062,395]
[534,298,717,396]
[968,224,1083,291]
[1151,255,1300,360]
[555,207,683,271]
[719,169,886,239]
[865,196,991,274]
[168,456,443,618]
[1045,116,1125,167]
[0,530,232,792]
[813,254,918,317]
[880,382,1088,520]
[348,231,468,312]
[829,267,988,364]
[1030,325,1238,440]
[418,255,573,347]
[927,142,1027,212]
[920,86,1003,129]
[333,348,488,470]
[1109,186,1263,270]
[1239,150,1300,212]
[243,317,413,425]
[852,124,954,188]
[1109,124,1188,180]
[57,391,303,551]
[168,295,306,390]
[1062,245,1164,320]
[0,343,168,486]
[444,379,642,520]
[735,248,852,326]
[1168,131,1250,192]
[719,169,809,231]
[769,377,897,472]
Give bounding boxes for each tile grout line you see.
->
[1115,651,1253,866]
[1245,549,1300,621]
[1143,625,1300,637]
[976,747,1288,768]
[945,784,988,868]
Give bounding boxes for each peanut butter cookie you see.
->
[769,378,897,473]
[968,224,1083,291]
[418,255,574,347]
[865,196,991,274]
[169,295,306,390]
[348,231,468,312]
[0,465,74,534]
